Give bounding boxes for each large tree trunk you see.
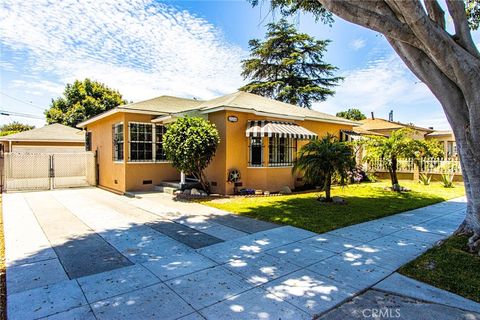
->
[315,0,480,253]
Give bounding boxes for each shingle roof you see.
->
[0,123,84,142]
[118,95,204,113]
[352,126,387,136]
[359,118,433,132]
[197,91,358,125]
[426,130,454,137]
[78,91,358,127]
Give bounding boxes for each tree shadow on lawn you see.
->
[231,191,450,234]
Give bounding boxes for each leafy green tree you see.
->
[0,121,35,136]
[45,78,127,127]
[239,19,342,109]
[364,128,434,191]
[336,108,366,121]
[293,134,355,202]
[163,117,220,193]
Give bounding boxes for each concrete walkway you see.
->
[4,188,479,319]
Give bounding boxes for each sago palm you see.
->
[293,134,355,202]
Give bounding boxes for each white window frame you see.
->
[127,122,171,164]
[113,122,124,162]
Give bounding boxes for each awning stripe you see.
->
[246,121,317,140]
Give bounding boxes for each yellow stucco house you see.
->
[77,91,357,195]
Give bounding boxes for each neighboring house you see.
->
[426,130,457,158]
[341,113,457,159]
[352,116,433,139]
[0,123,85,154]
[77,91,357,194]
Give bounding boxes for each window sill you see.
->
[126,161,172,164]
[268,165,294,168]
[247,165,294,169]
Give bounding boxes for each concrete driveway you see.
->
[4,188,478,319]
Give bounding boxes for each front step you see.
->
[153,185,178,194]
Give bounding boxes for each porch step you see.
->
[161,181,182,189]
[153,185,178,194]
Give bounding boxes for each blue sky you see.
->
[1,0,479,129]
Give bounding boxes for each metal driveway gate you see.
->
[3,152,96,191]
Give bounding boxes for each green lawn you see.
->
[202,180,465,234]
[399,235,480,303]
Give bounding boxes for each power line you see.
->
[0,92,46,110]
[0,110,44,119]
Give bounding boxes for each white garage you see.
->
[0,123,86,154]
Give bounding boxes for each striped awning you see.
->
[246,121,317,140]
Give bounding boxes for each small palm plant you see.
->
[419,173,431,186]
[440,173,455,188]
[293,134,355,202]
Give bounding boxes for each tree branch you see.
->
[387,37,478,146]
[446,0,480,58]
[425,0,446,29]
[389,1,480,86]
[316,0,421,47]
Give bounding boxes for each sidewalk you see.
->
[4,189,478,319]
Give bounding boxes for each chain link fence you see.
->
[3,152,96,191]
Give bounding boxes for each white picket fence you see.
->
[366,158,461,174]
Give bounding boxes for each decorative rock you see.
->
[183,189,191,195]
[263,191,270,196]
[199,191,208,196]
[174,190,183,195]
[255,190,263,195]
[279,186,292,195]
[191,188,200,196]
[332,196,348,205]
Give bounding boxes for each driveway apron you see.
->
[23,193,133,279]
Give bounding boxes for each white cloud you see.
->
[349,38,366,50]
[0,0,246,102]
[315,54,451,129]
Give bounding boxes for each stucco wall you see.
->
[205,111,354,194]
[86,112,127,192]
[86,110,354,194]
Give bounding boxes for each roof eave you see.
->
[77,108,167,128]
[201,106,357,125]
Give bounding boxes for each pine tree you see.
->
[239,19,342,109]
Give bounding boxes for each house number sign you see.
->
[228,115,238,123]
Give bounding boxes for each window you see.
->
[129,123,153,161]
[269,137,295,167]
[85,131,92,151]
[249,137,263,167]
[155,125,167,161]
[112,123,124,161]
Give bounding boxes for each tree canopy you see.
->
[364,128,442,190]
[163,117,220,193]
[45,78,127,127]
[0,121,35,136]
[239,18,342,108]
[336,108,366,121]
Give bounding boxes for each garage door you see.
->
[12,145,85,153]
[3,152,96,191]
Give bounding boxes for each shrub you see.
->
[440,173,454,188]
[163,116,220,193]
[419,173,431,186]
